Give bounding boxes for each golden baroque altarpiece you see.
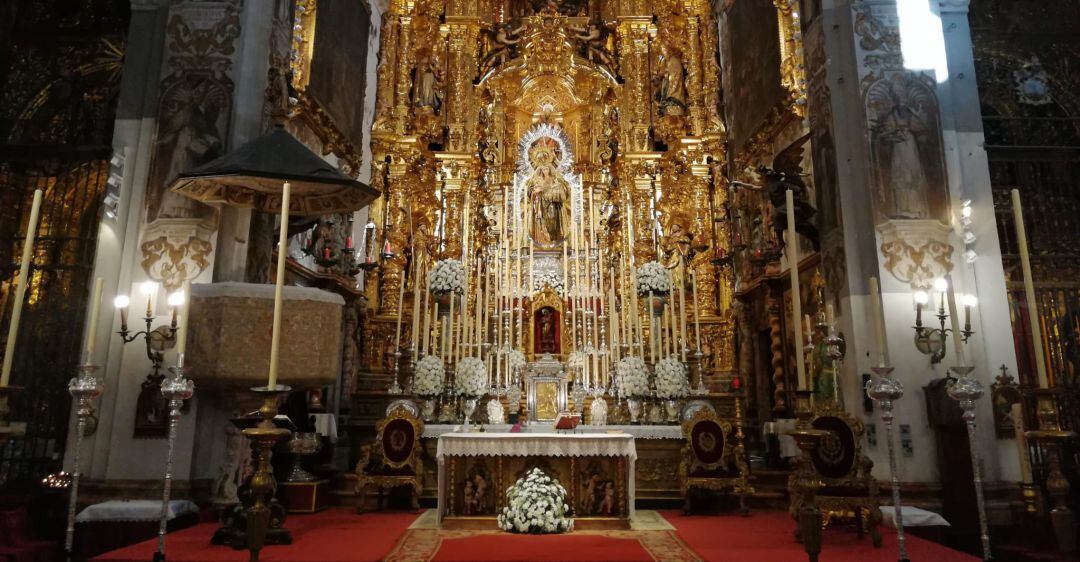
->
[358,0,737,392]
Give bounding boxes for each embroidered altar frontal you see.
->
[437,433,636,530]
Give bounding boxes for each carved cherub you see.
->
[570,20,614,69]
[732,133,819,252]
[463,480,476,515]
[599,481,616,515]
[481,22,525,73]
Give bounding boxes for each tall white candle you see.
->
[175,280,192,358]
[1,189,43,386]
[868,277,889,366]
[422,280,432,356]
[83,278,104,364]
[691,269,702,350]
[678,265,688,361]
[393,263,407,355]
[267,182,291,389]
[1011,189,1048,387]
[785,189,807,389]
[411,253,423,353]
[945,274,967,367]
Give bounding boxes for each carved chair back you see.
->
[369,405,424,475]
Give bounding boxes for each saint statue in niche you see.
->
[535,307,559,354]
[412,54,443,113]
[868,73,943,220]
[654,46,687,116]
[527,138,572,246]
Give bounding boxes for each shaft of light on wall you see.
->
[897,0,949,83]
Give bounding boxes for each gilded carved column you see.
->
[684,15,704,136]
[393,16,413,135]
[379,156,411,315]
[615,18,653,153]
[372,13,399,133]
[444,19,479,153]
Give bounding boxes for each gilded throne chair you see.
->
[679,407,753,515]
[354,405,423,512]
[791,404,882,546]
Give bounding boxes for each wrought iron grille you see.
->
[0,0,128,488]
[0,156,106,486]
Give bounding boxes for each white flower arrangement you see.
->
[635,261,672,296]
[615,356,650,398]
[497,467,573,534]
[506,348,527,371]
[413,355,445,397]
[454,357,489,398]
[567,350,587,371]
[654,356,690,399]
[428,258,466,295]
[534,270,565,295]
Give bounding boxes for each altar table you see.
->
[435,432,637,527]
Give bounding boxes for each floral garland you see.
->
[428,258,466,295]
[413,355,445,397]
[654,356,690,399]
[454,357,488,398]
[615,356,650,398]
[497,467,573,534]
[635,260,672,296]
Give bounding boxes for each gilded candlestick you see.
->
[243,385,292,562]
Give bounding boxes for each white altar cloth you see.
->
[436,432,638,524]
[75,500,199,523]
[423,424,681,440]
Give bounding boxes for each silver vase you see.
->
[463,398,478,430]
[627,398,641,424]
[664,399,680,423]
[421,398,437,421]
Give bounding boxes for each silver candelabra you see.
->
[947,365,991,561]
[65,363,103,562]
[866,365,909,562]
[153,353,195,562]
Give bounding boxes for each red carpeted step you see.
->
[660,510,979,562]
[432,533,655,561]
[91,509,419,562]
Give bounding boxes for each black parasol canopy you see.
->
[168,125,378,216]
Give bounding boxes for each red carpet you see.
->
[91,509,419,562]
[91,508,979,562]
[661,510,979,562]
[387,529,699,561]
[430,533,654,561]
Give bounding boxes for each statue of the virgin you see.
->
[526,138,572,246]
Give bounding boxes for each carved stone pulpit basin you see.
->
[187,282,344,389]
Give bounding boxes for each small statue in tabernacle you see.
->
[599,481,616,515]
[582,473,601,515]
[462,480,477,515]
[473,473,489,513]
